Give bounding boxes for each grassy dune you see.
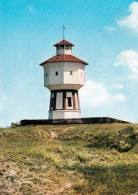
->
[0,123,138,194]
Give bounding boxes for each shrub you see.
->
[110,126,137,152]
[86,126,137,152]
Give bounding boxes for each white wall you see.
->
[64,62,84,85]
[56,92,63,109]
[43,62,86,90]
[44,62,64,87]
[49,110,81,119]
[56,49,72,55]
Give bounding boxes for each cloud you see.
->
[117,1,138,33]
[105,26,117,32]
[114,49,138,76]
[114,83,124,90]
[79,80,125,108]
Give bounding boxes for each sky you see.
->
[0,0,138,127]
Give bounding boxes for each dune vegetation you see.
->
[0,123,138,194]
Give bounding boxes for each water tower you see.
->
[40,26,88,120]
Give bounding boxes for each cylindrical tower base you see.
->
[48,90,81,120]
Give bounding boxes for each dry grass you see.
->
[0,123,138,194]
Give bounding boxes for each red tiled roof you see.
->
[53,40,74,47]
[40,54,88,66]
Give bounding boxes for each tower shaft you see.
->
[49,89,80,119]
[40,39,88,120]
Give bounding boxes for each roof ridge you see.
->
[53,40,74,47]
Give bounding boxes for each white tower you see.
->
[40,33,88,120]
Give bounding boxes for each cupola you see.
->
[53,40,74,55]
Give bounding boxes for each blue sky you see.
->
[0,0,138,127]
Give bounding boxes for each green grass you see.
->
[0,123,138,194]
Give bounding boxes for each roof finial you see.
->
[62,25,65,40]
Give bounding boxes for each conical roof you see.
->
[40,54,88,66]
[53,40,74,47]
